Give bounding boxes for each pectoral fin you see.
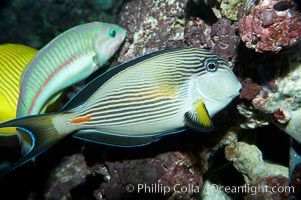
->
[40,91,63,113]
[185,99,213,132]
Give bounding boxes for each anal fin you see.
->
[73,130,160,147]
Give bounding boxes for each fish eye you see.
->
[109,29,116,38]
[206,61,217,72]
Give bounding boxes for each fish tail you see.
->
[0,113,67,172]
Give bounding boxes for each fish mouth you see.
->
[235,82,243,96]
[198,85,241,102]
[195,78,242,102]
[198,90,241,103]
[227,90,242,99]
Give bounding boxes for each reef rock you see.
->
[118,0,187,62]
[44,154,104,199]
[204,0,243,20]
[236,43,301,143]
[96,151,204,200]
[225,142,290,199]
[249,49,301,142]
[239,0,301,52]
[210,18,240,62]
[225,142,288,181]
[118,0,240,64]
[185,17,240,63]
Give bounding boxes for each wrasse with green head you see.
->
[0,47,241,170]
[0,44,37,135]
[17,21,126,117]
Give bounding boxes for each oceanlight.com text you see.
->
[125,183,295,196]
[208,183,295,196]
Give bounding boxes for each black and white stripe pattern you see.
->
[69,48,227,135]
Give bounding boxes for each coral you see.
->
[236,44,301,143]
[210,18,240,62]
[184,17,213,50]
[44,154,92,199]
[237,104,269,129]
[184,16,240,63]
[225,142,290,199]
[118,0,240,64]
[219,0,242,20]
[206,0,243,20]
[239,78,262,101]
[239,0,301,52]
[225,142,288,181]
[246,49,301,142]
[278,109,301,143]
[43,154,110,199]
[118,0,187,62]
[44,153,112,199]
[96,151,204,200]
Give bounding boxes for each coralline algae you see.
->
[118,0,187,62]
[239,0,301,52]
[96,151,203,199]
[240,48,301,142]
[225,142,288,180]
[118,0,240,64]
[225,142,290,199]
[205,0,243,20]
[210,18,240,62]
[236,43,301,199]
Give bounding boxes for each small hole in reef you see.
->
[251,38,258,45]
[273,1,292,11]
[185,0,218,24]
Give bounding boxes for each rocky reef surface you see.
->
[0,0,301,199]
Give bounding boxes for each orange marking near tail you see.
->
[70,116,92,124]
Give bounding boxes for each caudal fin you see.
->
[0,113,65,173]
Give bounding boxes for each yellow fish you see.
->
[0,44,37,135]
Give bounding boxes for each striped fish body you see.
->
[62,48,241,137]
[0,47,241,170]
[0,44,37,134]
[64,53,199,135]
[17,22,126,117]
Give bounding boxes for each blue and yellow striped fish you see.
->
[17,21,126,117]
[0,44,37,135]
[0,47,241,171]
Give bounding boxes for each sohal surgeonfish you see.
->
[17,21,126,117]
[0,47,242,171]
[0,44,37,135]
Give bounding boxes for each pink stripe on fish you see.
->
[107,38,121,58]
[97,36,111,57]
[27,55,76,114]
